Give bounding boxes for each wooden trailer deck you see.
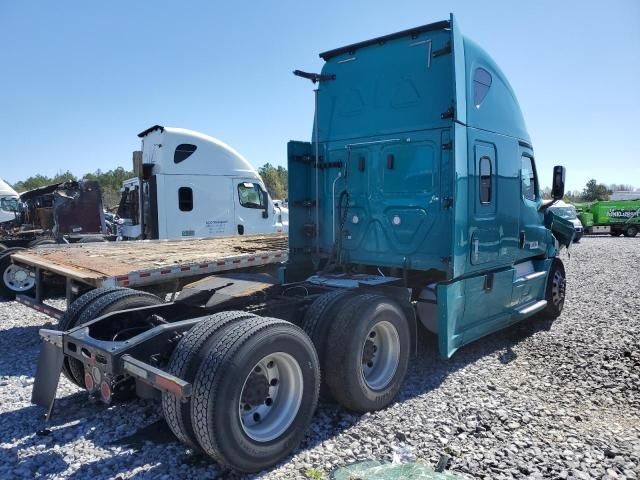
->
[12,234,288,289]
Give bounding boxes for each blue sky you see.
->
[1,0,638,192]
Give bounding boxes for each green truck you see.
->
[577,201,640,237]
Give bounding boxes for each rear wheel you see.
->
[59,287,128,386]
[191,316,320,472]
[324,294,411,413]
[624,226,638,238]
[27,238,57,248]
[66,289,163,388]
[0,248,33,298]
[301,289,355,400]
[162,310,257,449]
[540,259,566,320]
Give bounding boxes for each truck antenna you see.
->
[293,70,336,259]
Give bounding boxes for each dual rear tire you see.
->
[163,312,320,472]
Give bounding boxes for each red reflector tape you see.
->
[248,257,255,262]
[216,261,225,266]
[180,266,191,271]
[199,263,208,269]
[116,276,128,281]
[139,272,150,278]
[261,255,269,260]
[155,375,183,396]
[232,259,241,264]
[275,254,282,258]
[160,269,171,275]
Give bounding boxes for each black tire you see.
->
[162,310,257,449]
[324,293,411,413]
[301,289,356,400]
[59,287,129,386]
[27,238,57,248]
[540,259,566,320]
[191,316,320,472]
[624,226,638,238]
[66,289,163,387]
[78,235,107,243]
[0,248,33,298]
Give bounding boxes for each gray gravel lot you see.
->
[0,236,638,479]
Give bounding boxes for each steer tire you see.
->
[301,289,356,400]
[59,287,128,386]
[162,310,258,450]
[191,316,320,472]
[624,226,638,238]
[66,289,163,388]
[540,259,566,320]
[324,293,411,413]
[0,248,30,298]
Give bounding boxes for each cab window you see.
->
[238,182,265,209]
[521,155,538,201]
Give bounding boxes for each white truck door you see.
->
[161,175,235,239]
[233,178,273,235]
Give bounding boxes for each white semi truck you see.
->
[115,125,287,241]
[0,178,20,224]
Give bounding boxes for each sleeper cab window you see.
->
[473,67,492,108]
[238,182,265,209]
[178,187,193,211]
[479,156,492,203]
[174,144,197,164]
[521,156,538,201]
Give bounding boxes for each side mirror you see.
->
[551,166,565,200]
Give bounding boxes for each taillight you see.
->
[100,381,112,404]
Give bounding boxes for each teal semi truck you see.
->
[30,15,573,473]
[577,200,640,237]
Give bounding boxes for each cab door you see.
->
[233,178,271,235]
[517,148,546,260]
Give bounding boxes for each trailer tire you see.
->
[624,226,638,238]
[540,259,566,320]
[27,238,57,248]
[0,248,34,298]
[191,316,320,472]
[162,310,258,450]
[59,287,129,386]
[324,293,411,413]
[67,289,163,388]
[301,289,356,400]
[78,236,107,243]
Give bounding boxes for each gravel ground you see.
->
[0,236,638,479]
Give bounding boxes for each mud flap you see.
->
[31,339,64,419]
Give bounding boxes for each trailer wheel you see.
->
[624,226,638,238]
[59,287,128,386]
[191,316,320,472]
[0,248,33,298]
[78,236,107,243]
[27,238,57,248]
[540,259,566,320]
[301,289,355,400]
[66,289,163,388]
[324,293,411,413]
[162,310,257,450]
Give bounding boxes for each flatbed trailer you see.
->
[11,233,287,309]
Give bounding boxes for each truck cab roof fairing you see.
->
[139,126,261,179]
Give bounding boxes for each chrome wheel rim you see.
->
[239,352,303,442]
[3,264,35,292]
[361,321,400,391]
[551,270,565,310]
